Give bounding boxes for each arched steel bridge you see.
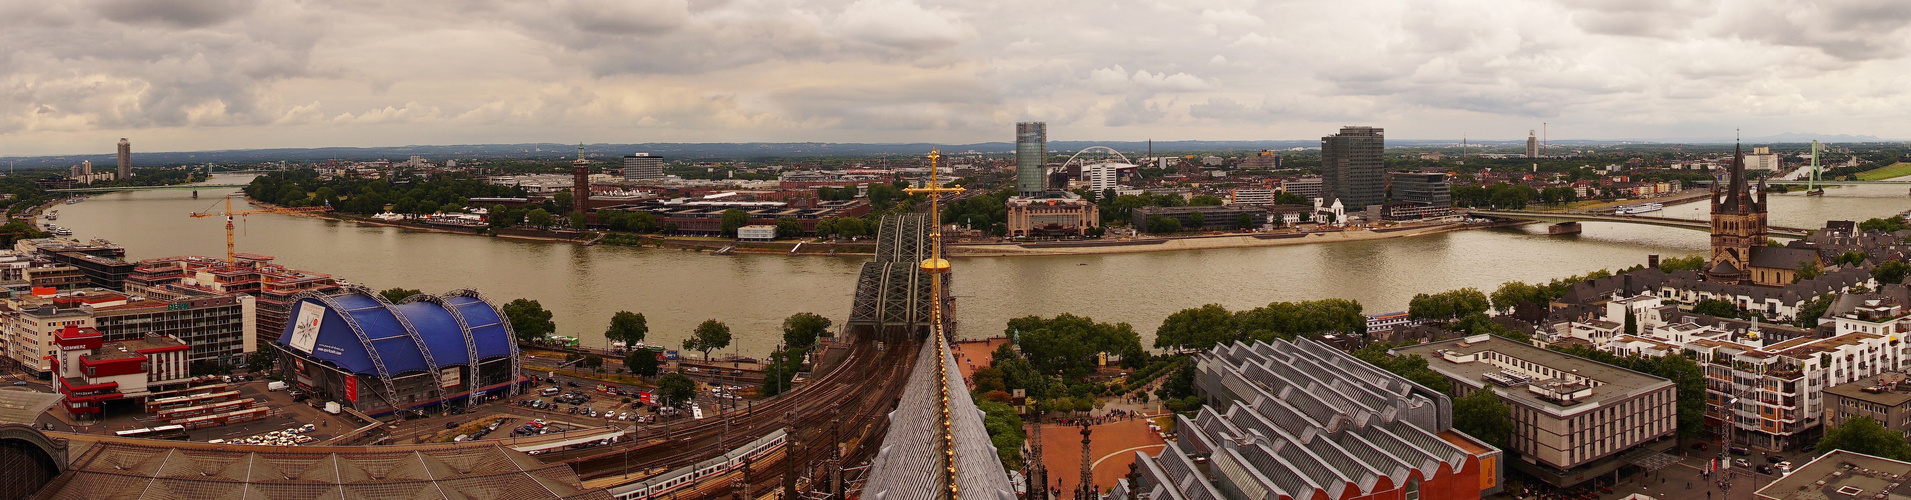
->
[1466,209,1811,238]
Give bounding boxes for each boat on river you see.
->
[1614,202,1663,215]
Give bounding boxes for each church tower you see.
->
[1706,143,1768,284]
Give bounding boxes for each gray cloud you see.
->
[1,0,1909,154]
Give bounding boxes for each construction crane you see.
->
[190,194,333,263]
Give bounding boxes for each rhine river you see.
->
[54,176,1908,356]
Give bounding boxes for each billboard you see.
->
[440,367,461,388]
[288,302,326,354]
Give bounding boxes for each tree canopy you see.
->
[1008,314,1144,379]
[683,319,733,359]
[782,312,833,349]
[1409,288,1490,321]
[624,350,661,378]
[501,298,555,343]
[1692,299,1740,318]
[1817,416,1911,460]
[657,373,697,408]
[1154,300,1366,351]
[1452,389,1512,450]
[605,311,648,347]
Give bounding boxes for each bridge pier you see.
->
[1548,221,1581,235]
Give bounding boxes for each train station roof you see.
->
[0,388,61,425]
[34,440,611,500]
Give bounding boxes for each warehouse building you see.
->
[274,289,521,416]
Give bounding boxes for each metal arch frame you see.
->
[289,291,401,411]
[356,286,449,405]
[1058,146,1134,171]
[401,293,482,410]
[447,288,523,397]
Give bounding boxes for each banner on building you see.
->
[289,303,326,354]
[440,367,461,388]
[345,376,359,403]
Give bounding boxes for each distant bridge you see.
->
[48,183,249,193]
[1765,180,1911,186]
[1467,209,1811,238]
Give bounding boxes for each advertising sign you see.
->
[345,376,359,403]
[440,367,461,388]
[289,303,326,354]
[639,391,654,405]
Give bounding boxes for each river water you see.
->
[53,176,1909,356]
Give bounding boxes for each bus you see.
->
[114,425,189,441]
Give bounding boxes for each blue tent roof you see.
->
[279,291,514,377]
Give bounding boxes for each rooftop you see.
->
[1755,450,1911,500]
[1823,373,1911,408]
[1392,334,1674,414]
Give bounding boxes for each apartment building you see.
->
[1394,334,1677,488]
[1,287,254,377]
[126,254,339,348]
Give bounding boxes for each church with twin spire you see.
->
[1707,143,1822,286]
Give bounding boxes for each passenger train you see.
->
[605,429,787,500]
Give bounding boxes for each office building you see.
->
[1824,373,1911,440]
[623,153,664,181]
[51,325,192,419]
[1081,163,1131,192]
[1526,131,1538,159]
[117,138,131,180]
[1745,147,1782,171]
[1132,205,1265,233]
[1393,335,1677,487]
[1320,126,1386,210]
[1016,122,1047,196]
[3,287,255,372]
[274,290,519,416]
[1005,191,1097,237]
[1111,338,1501,500]
[1389,171,1452,207]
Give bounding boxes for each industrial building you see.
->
[51,325,192,419]
[1112,338,1502,500]
[1320,126,1386,210]
[1005,191,1098,237]
[126,254,340,350]
[1392,334,1677,487]
[273,289,521,416]
[623,153,665,181]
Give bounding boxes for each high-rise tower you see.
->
[1525,131,1538,159]
[1706,143,1767,284]
[572,143,590,216]
[1319,126,1385,210]
[1016,122,1047,196]
[117,138,131,179]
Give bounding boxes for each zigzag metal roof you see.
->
[1123,338,1497,500]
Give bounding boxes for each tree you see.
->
[526,208,554,228]
[1189,195,1224,206]
[720,209,750,237]
[1658,254,1707,271]
[1010,314,1143,379]
[1409,288,1491,321]
[1235,212,1256,230]
[1875,259,1910,285]
[782,312,833,349]
[379,287,423,303]
[1797,294,1836,328]
[1692,299,1739,318]
[1490,281,1545,313]
[502,298,555,343]
[1624,309,1637,336]
[1816,416,1911,460]
[657,373,697,408]
[1145,215,1181,233]
[605,311,648,348]
[246,349,276,371]
[568,211,587,230]
[1187,211,1206,230]
[1795,260,1824,282]
[582,354,605,372]
[552,191,574,213]
[977,399,1027,468]
[1350,343,1452,395]
[1154,304,1236,351]
[762,346,805,396]
[1859,216,1908,233]
[775,217,805,239]
[684,319,732,359]
[625,350,661,378]
[1452,389,1512,449]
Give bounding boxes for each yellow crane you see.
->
[190,194,333,263]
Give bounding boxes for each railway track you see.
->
[567,335,916,484]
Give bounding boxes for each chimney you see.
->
[1648,254,1660,269]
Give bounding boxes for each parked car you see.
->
[1735,458,1752,468]
[1756,465,1772,475]
[1766,455,1785,464]
[1730,447,1751,456]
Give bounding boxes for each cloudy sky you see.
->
[3,0,1909,155]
